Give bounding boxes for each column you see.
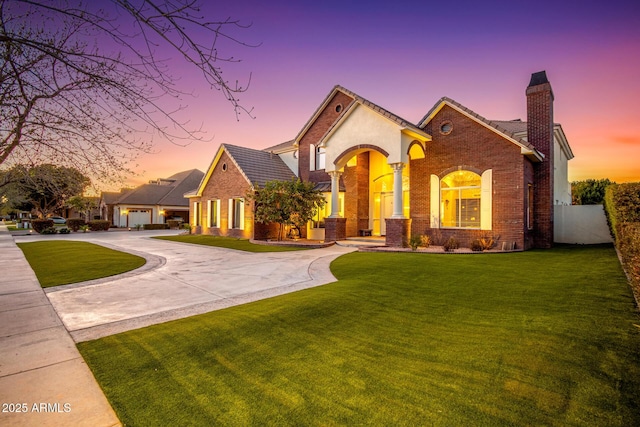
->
[391,162,405,218]
[328,170,342,218]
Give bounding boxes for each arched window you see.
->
[440,170,481,228]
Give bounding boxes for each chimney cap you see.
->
[528,71,549,87]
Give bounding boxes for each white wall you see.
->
[554,205,612,244]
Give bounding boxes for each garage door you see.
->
[128,209,151,226]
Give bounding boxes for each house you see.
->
[188,71,574,249]
[102,169,204,227]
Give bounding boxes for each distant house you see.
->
[102,169,204,227]
[188,71,574,249]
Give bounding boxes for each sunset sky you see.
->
[125,0,640,187]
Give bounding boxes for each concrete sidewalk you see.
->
[0,225,120,427]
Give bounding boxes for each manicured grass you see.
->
[18,241,146,287]
[78,245,640,426]
[153,234,310,252]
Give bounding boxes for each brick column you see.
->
[385,218,411,247]
[324,217,347,242]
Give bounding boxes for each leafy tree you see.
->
[572,179,614,205]
[66,195,98,221]
[250,179,326,241]
[8,164,90,217]
[1,0,255,182]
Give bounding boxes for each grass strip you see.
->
[18,241,146,287]
[154,235,310,252]
[78,244,640,426]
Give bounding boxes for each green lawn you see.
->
[78,245,640,426]
[18,241,146,287]
[154,234,311,252]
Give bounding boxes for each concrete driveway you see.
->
[13,230,354,342]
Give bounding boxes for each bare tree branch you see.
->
[0,0,256,185]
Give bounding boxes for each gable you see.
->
[420,98,543,162]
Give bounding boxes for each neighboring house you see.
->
[189,71,574,249]
[186,144,297,239]
[103,169,204,227]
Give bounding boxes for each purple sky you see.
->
[128,0,640,187]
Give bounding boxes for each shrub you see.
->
[420,234,431,248]
[88,220,110,231]
[59,227,71,234]
[471,231,500,251]
[40,226,58,234]
[443,236,459,252]
[66,218,86,232]
[32,219,54,233]
[408,235,422,251]
[167,220,182,229]
[143,224,169,230]
[470,239,484,252]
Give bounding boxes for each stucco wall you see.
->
[554,205,612,244]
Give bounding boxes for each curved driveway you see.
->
[14,230,354,342]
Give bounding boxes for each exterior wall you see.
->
[554,205,612,244]
[554,138,571,205]
[341,152,370,237]
[415,105,528,249]
[527,80,555,248]
[299,91,354,183]
[197,151,253,239]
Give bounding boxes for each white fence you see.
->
[554,205,613,244]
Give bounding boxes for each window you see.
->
[440,171,481,228]
[229,198,244,229]
[207,199,220,228]
[193,202,201,226]
[310,144,326,170]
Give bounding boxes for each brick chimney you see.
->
[526,71,554,248]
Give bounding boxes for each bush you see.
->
[408,235,421,251]
[420,235,431,248]
[40,226,58,234]
[167,220,182,229]
[59,227,71,234]
[143,224,169,230]
[470,239,484,252]
[66,218,86,232]
[32,219,54,233]
[87,220,110,231]
[443,236,459,252]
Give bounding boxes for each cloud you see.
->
[612,135,640,145]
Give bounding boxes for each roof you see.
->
[295,85,430,146]
[194,144,297,196]
[224,144,297,187]
[419,97,544,162]
[111,169,204,207]
[263,139,296,153]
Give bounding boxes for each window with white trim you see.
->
[207,199,220,228]
[310,144,326,171]
[228,198,244,229]
[441,171,481,228]
[193,202,201,226]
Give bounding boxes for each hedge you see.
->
[88,220,110,231]
[605,182,640,302]
[66,218,86,232]
[143,224,169,230]
[32,219,54,233]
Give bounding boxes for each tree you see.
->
[8,164,90,217]
[66,195,97,221]
[572,179,614,205]
[250,179,326,241]
[1,0,255,182]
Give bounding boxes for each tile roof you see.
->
[112,169,204,207]
[224,144,297,187]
